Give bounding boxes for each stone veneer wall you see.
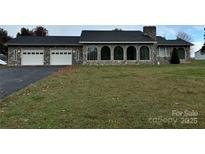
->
[156,46,191,64]
[82,43,157,65]
[7,45,191,66]
[7,47,22,66]
[7,46,83,66]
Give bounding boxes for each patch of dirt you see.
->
[56,66,77,75]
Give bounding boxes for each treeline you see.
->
[0,26,48,55]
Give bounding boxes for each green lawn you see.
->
[1,61,205,128]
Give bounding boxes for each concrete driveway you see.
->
[0,66,61,101]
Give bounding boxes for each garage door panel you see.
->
[50,50,72,65]
[21,50,44,65]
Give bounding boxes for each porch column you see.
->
[111,45,114,60]
[123,46,127,60]
[97,46,101,61]
[136,45,140,61]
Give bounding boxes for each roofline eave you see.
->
[79,41,157,44]
[157,44,193,46]
[6,44,82,47]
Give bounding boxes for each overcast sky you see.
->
[0,25,204,55]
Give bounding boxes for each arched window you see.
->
[178,48,185,59]
[101,46,111,60]
[127,46,136,60]
[140,46,150,60]
[114,46,123,60]
[87,46,97,60]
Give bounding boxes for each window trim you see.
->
[114,46,124,60]
[178,48,186,60]
[139,46,150,61]
[127,46,137,60]
[87,46,98,61]
[158,47,169,57]
[14,50,18,61]
[101,46,111,60]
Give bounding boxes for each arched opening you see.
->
[127,46,136,60]
[171,48,180,64]
[101,46,111,60]
[140,46,150,60]
[178,48,185,59]
[87,46,97,60]
[114,46,123,60]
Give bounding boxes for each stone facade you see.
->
[156,46,191,64]
[82,43,157,65]
[7,46,83,66]
[7,44,191,66]
[7,47,22,66]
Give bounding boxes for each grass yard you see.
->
[1,61,205,128]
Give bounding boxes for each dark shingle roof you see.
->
[157,36,193,46]
[80,30,156,43]
[6,33,193,46]
[6,36,81,46]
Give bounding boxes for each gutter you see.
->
[79,41,157,44]
[6,44,83,47]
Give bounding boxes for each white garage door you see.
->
[21,50,44,65]
[50,50,72,65]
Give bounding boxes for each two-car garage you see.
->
[21,49,72,66]
[7,36,81,66]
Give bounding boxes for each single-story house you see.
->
[195,45,205,60]
[6,26,193,66]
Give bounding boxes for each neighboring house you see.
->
[6,26,193,66]
[195,45,205,60]
[0,53,7,62]
[0,54,7,65]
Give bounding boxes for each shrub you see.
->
[171,48,180,64]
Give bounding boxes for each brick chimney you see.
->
[143,26,156,40]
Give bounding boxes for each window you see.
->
[140,46,150,60]
[14,50,17,60]
[114,46,123,60]
[87,46,97,60]
[76,50,80,61]
[101,46,111,60]
[127,46,136,60]
[178,48,185,59]
[158,47,168,57]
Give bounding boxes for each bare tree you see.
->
[176,31,192,42]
